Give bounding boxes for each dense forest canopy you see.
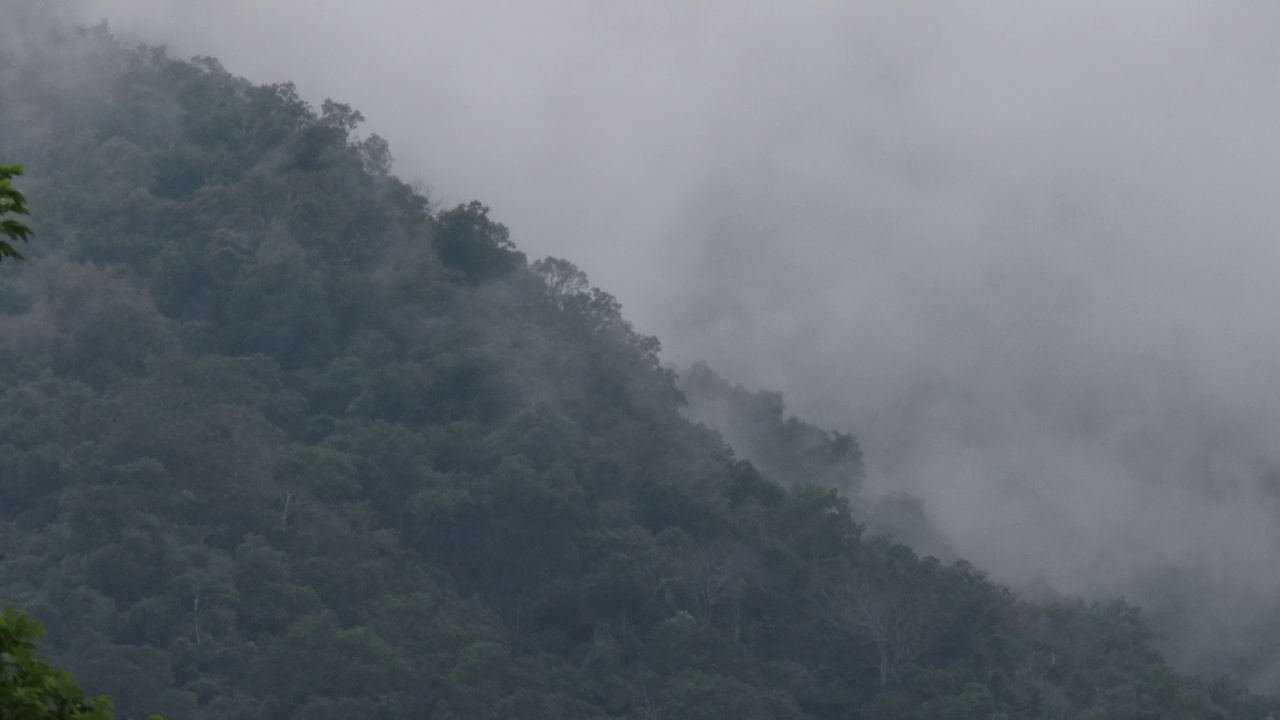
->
[0,3,1276,718]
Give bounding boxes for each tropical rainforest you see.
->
[0,3,1276,718]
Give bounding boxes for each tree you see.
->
[432,201,524,279]
[826,541,944,688]
[532,257,589,308]
[0,607,113,719]
[1,163,32,261]
[675,539,757,633]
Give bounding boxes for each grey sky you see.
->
[78,0,1280,684]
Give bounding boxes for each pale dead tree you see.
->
[192,589,202,646]
[827,560,941,687]
[172,555,239,648]
[173,568,217,646]
[271,446,309,529]
[678,541,758,639]
[278,489,296,528]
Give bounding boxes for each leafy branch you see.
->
[0,163,33,261]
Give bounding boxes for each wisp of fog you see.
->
[77,0,1280,686]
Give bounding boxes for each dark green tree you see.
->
[0,607,113,719]
[0,163,32,260]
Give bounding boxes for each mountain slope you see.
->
[0,5,1273,719]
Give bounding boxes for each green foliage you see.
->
[0,163,33,260]
[433,201,524,280]
[0,607,158,719]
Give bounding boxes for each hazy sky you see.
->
[77,0,1280,682]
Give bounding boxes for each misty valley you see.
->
[4,3,1280,719]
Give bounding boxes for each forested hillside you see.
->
[0,4,1275,718]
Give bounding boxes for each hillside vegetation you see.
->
[0,5,1273,718]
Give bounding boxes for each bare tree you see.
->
[677,540,758,639]
[826,551,941,687]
